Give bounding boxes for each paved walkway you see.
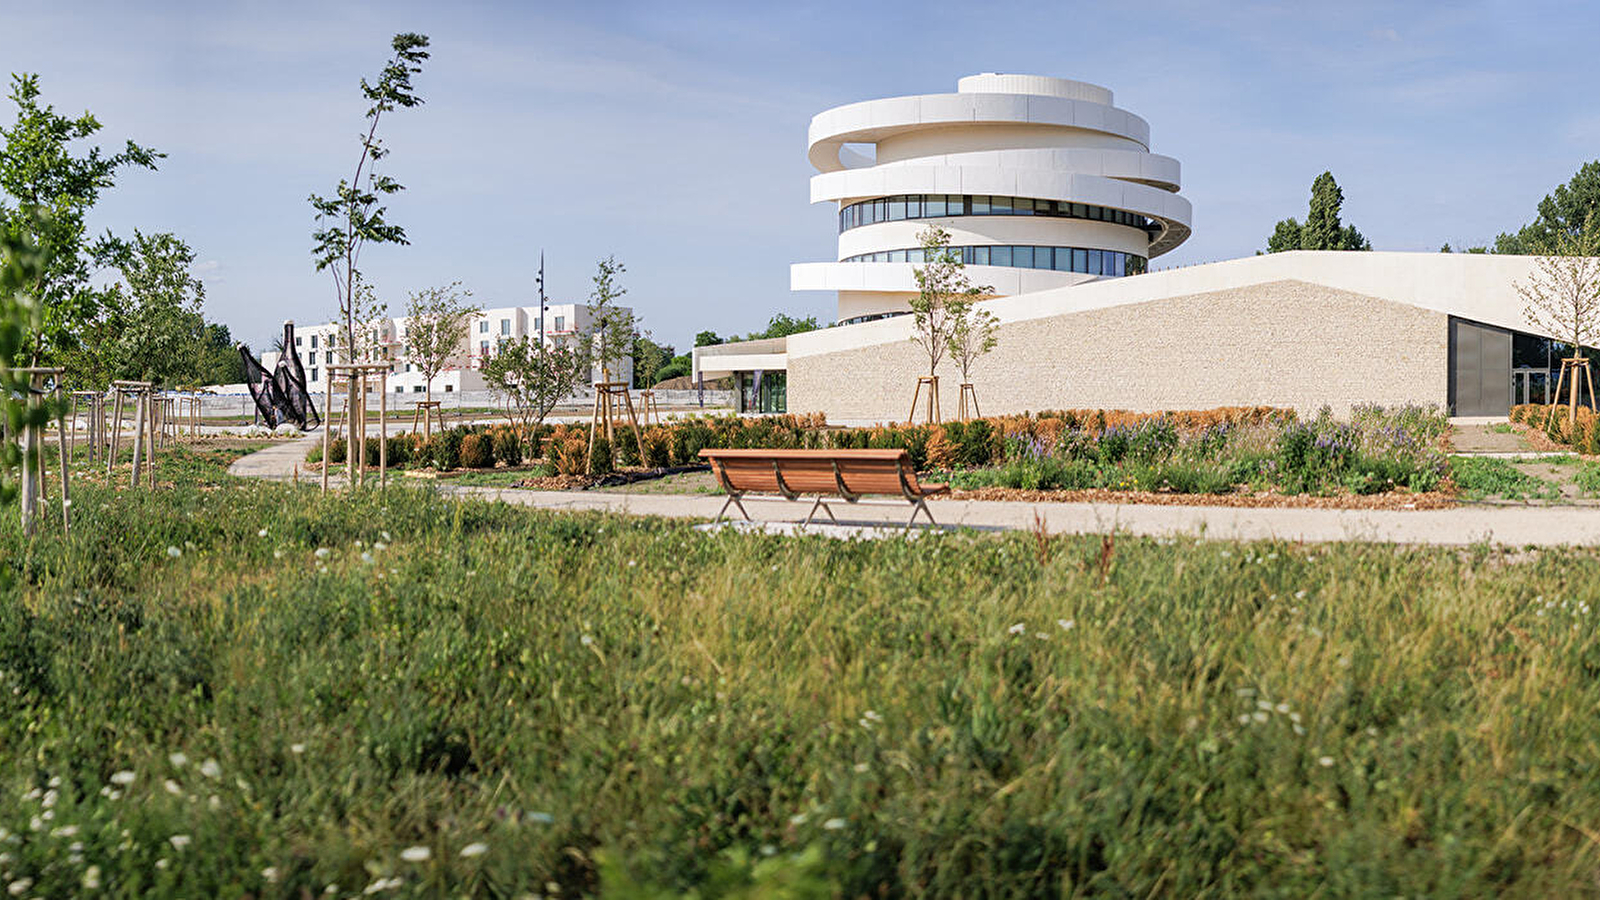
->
[228,433,1600,546]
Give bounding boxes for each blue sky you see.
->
[7,1,1597,353]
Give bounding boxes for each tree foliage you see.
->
[909,226,990,377]
[1517,214,1600,359]
[0,73,161,363]
[0,219,49,506]
[631,334,673,388]
[588,255,636,384]
[59,231,238,388]
[948,297,999,383]
[1264,172,1371,253]
[481,334,591,437]
[694,330,723,347]
[1496,160,1600,254]
[308,33,429,366]
[402,281,477,404]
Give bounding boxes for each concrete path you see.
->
[439,485,1600,546]
[227,432,1600,547]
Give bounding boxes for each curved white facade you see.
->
[792,73,1191,323]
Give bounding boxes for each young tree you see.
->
[336,276,389,365]
[0,74,161,365]
[1516,214,1600,424]
[908,226,990,422]
[588,256,636,384]
[309,32,429,371]
[481,334,591,437]
[402,281,477,406]
[631,333,672,388]
[947,295,999,418]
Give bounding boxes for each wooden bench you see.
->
[698,448,950,530]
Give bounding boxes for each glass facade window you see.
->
[841,245,1148,277]
[310,335,317,348]
[837,194,1153,234]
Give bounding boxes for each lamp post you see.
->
[536,252,546,363]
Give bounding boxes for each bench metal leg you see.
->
[904,498,937,532]
[717,492,751,523]
[802,496,838,528]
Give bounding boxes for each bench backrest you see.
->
[700,448,926,498]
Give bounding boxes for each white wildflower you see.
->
[361,551,375,565]
[381,531,392,543]
[1318,756,1335,767]
[526,812,554,825]
[50,825,77,838]
[400,846,430,862]
[1237,714,1251,724]
[1251,711,1268,723]
[274,549,285,559]
[459,842,489,858]
[788,813,807,826]
[1256,700,1272,711]
[167,546,182,558]
[853,762,869,773]
[200,759,221,779]
[262,867,280,883]
[8,878,33,896]
[163,779,183,795]
[1007,622,1026,635]
[169,834,192,849]
[314,547,330,560]
[258,528,269,537]
[156,858,169,870]
[822,817,847,830]
[47,776,60,788]
[1056,619,1074,631]
[82,866,102,890]
[41,789,56,808]
[169,752,189,768]
[208,795,220,811]
[290,743,305,755]
[1275,703,1290,714]
[580,634,594,646]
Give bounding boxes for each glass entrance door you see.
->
[1513,368,1548,406]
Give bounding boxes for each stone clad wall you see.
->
[788,280,1448,423]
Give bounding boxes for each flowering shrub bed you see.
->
[942,404,1450,496]
[300,406,1447,497]
[1,450,1598,895]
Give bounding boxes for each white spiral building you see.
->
[792,73,1191,324]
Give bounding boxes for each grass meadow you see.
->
[2,449,1600,896]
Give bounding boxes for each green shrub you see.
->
[492,429,523,467]
[616,427,642,467]
[460,433,495,469]
[434,429,464,472]
[642,428,672,468]
[386,434,412,468]
[589,434,614,475]
[327,437,347,465]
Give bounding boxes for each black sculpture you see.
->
[239,322,321,429]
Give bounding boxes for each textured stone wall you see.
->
[789,280,1449,423]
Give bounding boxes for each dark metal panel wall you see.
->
[1449,318,1511,416]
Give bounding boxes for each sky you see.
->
[6,0,1599,354]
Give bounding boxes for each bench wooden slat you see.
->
[699,449,948,499]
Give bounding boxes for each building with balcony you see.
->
[264,300,632,396]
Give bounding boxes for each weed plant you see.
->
[1450,456,1562,501]
[0,451,1598,894]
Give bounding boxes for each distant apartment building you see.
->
[263,301,633,395]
